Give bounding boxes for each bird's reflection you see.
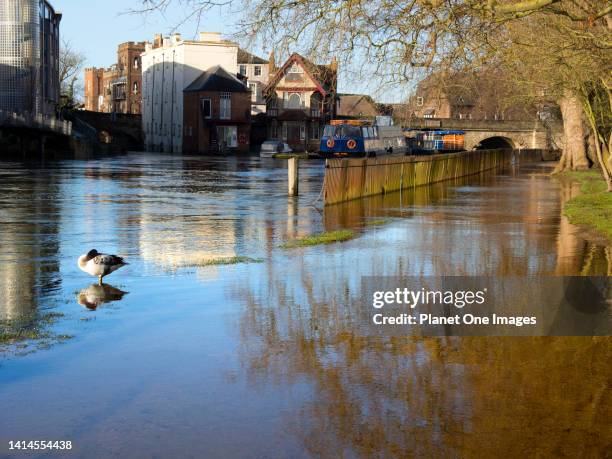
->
[76,283,128,310]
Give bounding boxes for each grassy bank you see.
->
[281,230,356,248]
[562,170,612,241]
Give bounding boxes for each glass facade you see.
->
[0,0,60,115]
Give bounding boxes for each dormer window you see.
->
[239,65,247,76]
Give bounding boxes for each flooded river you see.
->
[0,154,610,457]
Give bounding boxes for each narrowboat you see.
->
[319,117,407,158]
[406,129,465,155]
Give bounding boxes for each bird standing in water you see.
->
[78,249,128,285]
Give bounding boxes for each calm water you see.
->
[0,154,610,458]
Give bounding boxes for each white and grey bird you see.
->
[78,249,129,285]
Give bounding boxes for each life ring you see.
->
[326,138,335,148]
[347,138,357,149]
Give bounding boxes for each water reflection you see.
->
[0,165,61,321]
[0,155,609,456]
[232,163,611,457]
[76,283,128,310]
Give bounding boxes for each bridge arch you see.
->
[475,136,515,150]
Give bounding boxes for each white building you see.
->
[237,49,270,115]
[141,32,239,152]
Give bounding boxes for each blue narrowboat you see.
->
[319,117,407,158]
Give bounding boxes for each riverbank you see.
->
[562,170,612,242]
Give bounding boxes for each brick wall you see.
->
[183,90,251,154]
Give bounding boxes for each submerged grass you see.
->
[281,230,357,248]
[0,312,67,347]
[364,219,391,227]
[562,170,612,241]
[181,256,263,268]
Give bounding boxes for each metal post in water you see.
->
[288,157,298,196]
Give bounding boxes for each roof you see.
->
[184,65,249,93]
[336,94,379,117]
[264,53,337,96]
[237,49,268,64]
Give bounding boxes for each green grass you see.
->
[0,312,65,346]
[364,219,390,226]
[182,256,263,268]
[281,230,357,248]
[562,170,612,241]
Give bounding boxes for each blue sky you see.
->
[53,0,408,102]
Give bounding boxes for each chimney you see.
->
[269,50,276,74]
[330,56,338,72]
[198,32,222,42]
[153,33,162,49]
[171,33,182,45]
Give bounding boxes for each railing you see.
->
[0,110,72,136]
[311,108,321,118]
[267,107,278,116]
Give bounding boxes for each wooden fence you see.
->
[323,149,512,205]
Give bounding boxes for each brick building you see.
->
[264,53,337,151]
[183,65,251,154]
[84,41,147,114]
[141,32,239,153]
[402,70,537,123]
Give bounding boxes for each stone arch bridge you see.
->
[405,118,563,150]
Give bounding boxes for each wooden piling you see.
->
[323,149,513,205]
[288,157,298,196]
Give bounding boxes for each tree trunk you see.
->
[553,90,590,173]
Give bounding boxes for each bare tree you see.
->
[59,39,87,104]
[135,0,611,187]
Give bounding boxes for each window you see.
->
[282,123,287,140]
[289,63,303,74]
[286,63,304,82]
[133,82,138,94]
[311,122,320,139]
[239,65,247,76]
[287,93,301,109]
[300,124,305,140]
[362,127,369,139]
[217,126,238,147]
[416,96,423,106]
[220,93,231,119]
[201,98,212,118]
[134,57,139,69]
[254,66,261,76]
[248,83,257,102]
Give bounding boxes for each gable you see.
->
[264,53,336,97]
[277,61,317,88]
